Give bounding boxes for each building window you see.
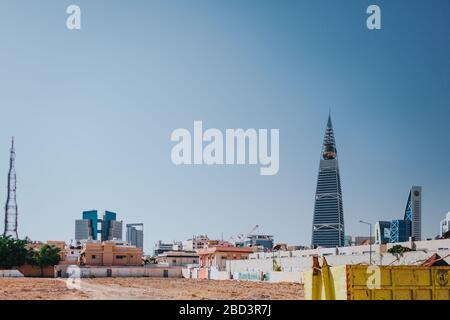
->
[92,255,96,259]
[116,255,126,259]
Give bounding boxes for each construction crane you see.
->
[246,225,259,238]
[229,225,260,246]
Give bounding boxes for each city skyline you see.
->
[0,1,449,247]
[0,112,446,248]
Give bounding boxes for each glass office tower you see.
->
[311,115,345,248]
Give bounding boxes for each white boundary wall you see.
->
[267,272,302,283]
[227,240,450,280]
[210,267,229,280]
[57,266,183,278]
[0,270,24,277]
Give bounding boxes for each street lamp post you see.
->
[359,220,372,265]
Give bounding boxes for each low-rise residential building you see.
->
[80,241,143,266]
[156,251,199,267]
[354,236,376,246]
[63,243,83,265]
[183,235,209,251]
[198,246,254,271]
[172,241,183,251]
[207,240,233,248]
[26,240,66,261]
[154,240,178,255]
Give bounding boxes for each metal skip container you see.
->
[303,257,450,300]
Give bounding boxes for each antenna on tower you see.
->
[3,136,18,239]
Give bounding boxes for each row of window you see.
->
[90,255,134,260]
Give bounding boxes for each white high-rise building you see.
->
[440,212,450,238]
[403,186,422,241]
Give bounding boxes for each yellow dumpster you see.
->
[303,258,450,300]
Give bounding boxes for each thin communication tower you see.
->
[3,137,18,239]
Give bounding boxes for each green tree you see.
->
[387,244,412,255]
[0,235,28,269]
[27,244,61,277]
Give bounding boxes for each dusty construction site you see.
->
[0,278,304,300]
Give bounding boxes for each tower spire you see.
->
[322,114,337,160]
[4,136,18,239]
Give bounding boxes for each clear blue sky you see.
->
[0,0,449,252]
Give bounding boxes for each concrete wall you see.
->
[388,239,450,252]
[56,265,182,278]
[111,267,182,278]
[17,265,55,277]
[227,257,306,273]
[227,250,450,278]
[0,270,24,277]
[210,267,230,280]
[249,239,450,260]
[198,268,209,279]
[80,267,108,277]
[267,272,302,283]
[232,271,262,281]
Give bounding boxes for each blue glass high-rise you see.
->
[82,210,99,240]
[311,115,345,248]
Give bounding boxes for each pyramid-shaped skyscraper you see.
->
[311,115,345,248]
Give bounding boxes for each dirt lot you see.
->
[0,278,304,300]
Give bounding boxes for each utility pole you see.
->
[359,220,372,265]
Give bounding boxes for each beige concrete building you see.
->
[27,240,67,261]
[156,251,199,267]
[182,235,209,251]
[198,246,254,271]
[80,241,143,266]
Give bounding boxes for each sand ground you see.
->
[0,278,304,300]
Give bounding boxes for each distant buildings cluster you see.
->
[153,234,274,257]
[74,210,144,250]
[310,115,437,248]
[374,186,423,244]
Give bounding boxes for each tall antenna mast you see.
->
[4,137,18,239]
